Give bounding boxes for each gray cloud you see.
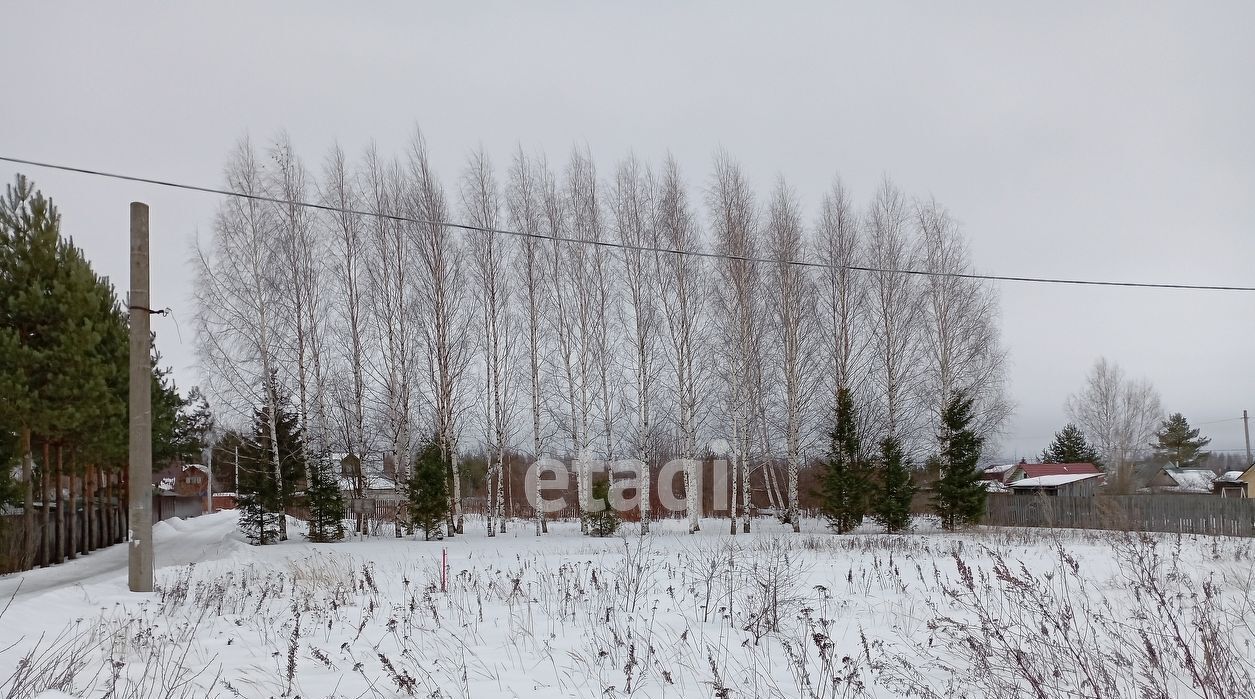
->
[3,1,1252,458]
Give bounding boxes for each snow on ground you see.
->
[2,511,1253,698]
[0,513,245,601]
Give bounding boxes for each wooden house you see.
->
[1213,466,1253,498]
[1008,472,1103,497]
[1148,467,1218,494]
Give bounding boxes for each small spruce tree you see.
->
[407,439,451,540]
[1040,423,1103,467]
[871,436,915,534]
[237,455,281,547]
[931,391,987,531]
[581,478,620,537]
[305,456,346,543]
[237,376,305,545]
[822,388,870,533]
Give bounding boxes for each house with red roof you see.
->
[1007,462,1103,483]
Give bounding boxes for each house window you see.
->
[187,476,202,485]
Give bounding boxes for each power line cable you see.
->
[3,154,1255,292]
[1196,417,1245,426]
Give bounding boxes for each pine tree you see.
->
[0,177,82,563]
[169,386,214,463]
[581,478,620,537]
[822,388,870,533]
[151,349,198,464]
[2,175,139,564]
[1040,423,1103,467]
[1150,413,1210,468]
[406,439,450,541]
[931,391,987,531]
[871,436,915,534]
[238,375,305,545]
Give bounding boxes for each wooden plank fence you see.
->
[985,494,1255,537]
[1,494,206,575]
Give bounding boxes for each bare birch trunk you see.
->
[815,177,868,448]
[765,179,814,533]
[916,200,1011,440]
[194,137,287,540]
[506,149,550,535]
[320,144,369,533]
[612,156,657,534]
[460,148,519,536]
[708,152,761,536]
[866,178,922,445]
[656,156,705,534]
[404,131,470,536]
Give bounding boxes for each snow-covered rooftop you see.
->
[1162,468,1217,492]
[1217,470,1246,482]
[338,474,401,492]
[1009,473,1103,489]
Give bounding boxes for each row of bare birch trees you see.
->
[193,129,1010,536]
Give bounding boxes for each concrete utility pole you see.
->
[1244,410,1252,468]
[128,202,154,593]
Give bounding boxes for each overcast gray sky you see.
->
[3,2,1253,460]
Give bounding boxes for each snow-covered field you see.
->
[2,512,1253,698]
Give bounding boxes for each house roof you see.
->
[1009,473,1103,489]
[981,464,1017,481]
[1216,470,1246,483]
[1015,463,1102,479]
[338,473,401,492]
[1160,468,1217,492]
[982,480,1010,493]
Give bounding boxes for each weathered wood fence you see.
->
[985,494,1255,537]
[1,493,206,575]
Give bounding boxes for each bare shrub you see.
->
[874,532,1255,699]
[680,538,739,623]
[742,538,810,641]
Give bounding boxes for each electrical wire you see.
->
[3,154,1255,292]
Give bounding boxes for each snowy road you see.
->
[0,510,245,600]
